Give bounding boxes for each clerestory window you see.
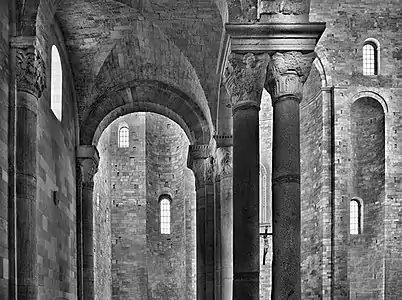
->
[51,45,62,121]
[350,198,362,235]
[363,41,378,76]
[160,197,171,234]
[118,126,129,148]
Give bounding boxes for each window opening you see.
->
[350,199,362,234]
[363,42,378,75]
[118,127,129,148]
[51,45,62,121]
[160,198,171,234]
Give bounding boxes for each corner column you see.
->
[188,144,214,300]
[11,36,46,300]
[77,145,100,300]
[224,53,269,300]
[265,51,315,300]
[215,137,233,300]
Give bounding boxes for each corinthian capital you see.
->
[76,145,100,184]
[265,51,315,102]
[223,53,270,111]
[12,37,46,98]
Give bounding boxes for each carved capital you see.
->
[259,0,310,16]
[12,37,46,98]
[224,53,270,111]
[216,147,233,180]
[187,144,210,169]
[265,51,315,102]
[76,145,100,184]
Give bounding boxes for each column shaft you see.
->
[76,166,84,300]
[196,186,206,300]
[82,181,95,300]
[16,90,38,300]
[205,181,215,299]
[214,179,221,300]
[271,97,301,300]
[233,107,260,299]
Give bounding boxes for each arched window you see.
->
[118,126,129,148]
[363,41,379,75]
[350,198,362,235]
[51,45,62,121]
[260,163,267,224]
[160,197,171,234]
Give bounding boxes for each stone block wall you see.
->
[0,0,9,298]
[145,112,190,300]
[35,10,78,300]
[109,113,148,300]
[94,124,112,300]
[348,97,385,299]
[300,64,324,299]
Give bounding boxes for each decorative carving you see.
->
[240,0,258,22]
[224,53,270,111]
[266,51,315,101]
[259,0,310,15]
[15,45,46,98]
[76,145,100,185]
[189,159,206,190]
[216,147,233,179]
[213,135,233,148]
[205,157,215,184]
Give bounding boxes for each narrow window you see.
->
[118,127,129,148]
[350,199,362,234]
[160,198,171,234]
[51,45,62,121]
[363,42,378,75]
[260,163,267,224]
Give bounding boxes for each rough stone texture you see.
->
[93,125,112,300]
[145,112,190,300]
[300,64,323,299]
[35,11,78,300]
[0,0,9,298]
[94,112,195,299]
[349,97,385,299]
[109,113,148,299]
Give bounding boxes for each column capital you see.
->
[187,144,215,189]
[76,145,100,184]
[265,51,315,103]
[213,135,233,148]
[216,147,233,181]
[223,53,270,112]
[11,36,46,98]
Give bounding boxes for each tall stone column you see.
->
[265,51,315,300]
[188,144,216,300]
[11,36,46,300]
[77,145,100,300]
[215,137,233,300]
[224,52,269,300]
[213,153,221,300]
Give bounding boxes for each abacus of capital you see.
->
[218,6,325,298]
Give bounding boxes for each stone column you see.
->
[265,51,315,300]
[215,137,233,300]
[188,144,215,300]
[213,153,221,300]
[11,36,46,300]
[77,145,100,300]
[224,52,269,300]
[76,162,84,300]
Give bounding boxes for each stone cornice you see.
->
[214,135,233,148]
[216,22,326,77]
[223,52,269,111]
[11,36,46,98]
[76,145,100,184]
[266,51,315,102]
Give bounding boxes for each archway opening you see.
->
[92,112,196,300]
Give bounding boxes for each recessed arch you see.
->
[350,91,388,113]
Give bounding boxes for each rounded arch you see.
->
[362,38,380,76]
[84,82,209,147]
[350,91,388,113]
[50,45,63,121]
[314,44,332,87]
[350,197,364,234]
